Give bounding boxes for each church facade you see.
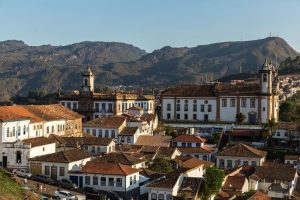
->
[58,66,155,121]
[160,60,279,124]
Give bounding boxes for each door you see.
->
[51,166,57,180]
[248,113,257,124]
[2,156,7,168]
[204,114,209,122]
[79,176,83,188]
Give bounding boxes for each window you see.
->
[116,178,122,187]
[45,166,50,176]
[176,114,180,120]
[187,143,192,147]
[241,99,247,107]
[59,167,65,176]
[158,194,164,200]
[92,129,97,137]
[250,99,256,108]
[86,129,90,134]
[285,132,288,137]
[95,103,99,112]
[167,104,171,111]
[108,103,113,112]
[93,176,98,185]
[127,137,131,143]
[101,177,106,186]
[203,155,208,161]
[6,127,9,137]
[130,176,133,185]
[91,146,96,154]
[173,142,177,147]
[73,102,77,110]
[176,104,180,111]
[251,161,257,166]
[182,143,186,147]
[133,175,137,184]
[13,127,16,136]
[184,114,188,120]
[67,102,71,109]
[222,99,227,107]
[105,130,109,137]
[184,103,188,112]
[51,125,54,133]
[196,143,200,147]
[151,193,157,200]
[85,176,91,185]
[263,107,266,111]
[193,104,197,112]
[227,160,233,168]
[263,73,267,82]
[243,161,249,166]
[167,194,172,200]
[108,178,114,186]
[193,114,197,120]
[167,113,171,119]
[219,159,225,168]
[208,104,212,112]
[230,99,235,107]
[200,104,205,112]
[99,129,102,137]
[97,146,101,153]
[111,130,115,138]
[85,79,88,86]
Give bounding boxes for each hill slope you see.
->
[0,37,298,102]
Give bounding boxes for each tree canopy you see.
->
[149,157,173,173]
[201,167,225,200]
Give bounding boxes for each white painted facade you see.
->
[216,155,265,169]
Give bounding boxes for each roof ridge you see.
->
[240,143,262,157]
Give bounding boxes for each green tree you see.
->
[149,157,173,173]
[201,167,225,200]
[235,112,246,124]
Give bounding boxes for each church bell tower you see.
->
[81,65,95,95]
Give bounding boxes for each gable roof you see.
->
[161,84,216,97]
[172,134,206,143]
[178,145,214,154]
[181,157,214,169]
[94,152,146,166]
[80,161,139,175]
[249,163,297,182]
[218,143,266,158]
[157,147,179,159]
[0,105,44,122]
[22,137,56,148]
[222,176,247,191]
[84,116,126,129]
[178,177,203,198]
[136,135,172,147]
[119,127,139,136]
[29,148,91,163]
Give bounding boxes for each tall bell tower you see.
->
[81,65,95,95]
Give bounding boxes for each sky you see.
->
[0,0,299,52]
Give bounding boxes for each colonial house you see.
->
[272,122,300,148]
[249,163,298,199]
[83,116,127,139]
[160,60,279,124]
[118,127,140,144]
[285,155,300,170]
[146,164,204,200]
[69,160,140,200]
[1,137,56,169]
[135,135,172,147]
[49,134,116,155]
[170,134,214,161]
[28,148,91,180]
[222,176,249,197]
[216,143,267,169]
[173,156,215,171]
[58,66,155,122]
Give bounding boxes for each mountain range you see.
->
[0,37,299,102]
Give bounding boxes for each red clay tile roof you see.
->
[80,161,139,175]
[0,106,44,122]
[181,157,214,169]
[128,106,143,111]
[94,152,146,166]
[84,116,126,129]
[178,177,203,198]
[136,135,172,147]
[278,122,299,130]
[157,147,179,158]
[285,155,300,161]
[29,148,91,163]
[141,114,157,122]
[218,144,266,158]
[22,137,56,148]
[119,127,139,136]
[172,134,206,143]
[178,145,214,154]
[250,163,297,182]
[222,176,246,191]
[230,129,261,137]
[161,84,216,97]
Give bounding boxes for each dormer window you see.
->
[263,74,267,82]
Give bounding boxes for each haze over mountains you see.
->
[0,37,299,102]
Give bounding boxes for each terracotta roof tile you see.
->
[161,84,216,97]
[247,191,271,200]
[0,106,44,122]
[178,177,203,198]
[181,157,214,169]
[94,152,146,166]
[119,127,139,136]
[218,143,266,158]
[136,135,172,147]
[157,147,179,159]
[29,149,91,163]
[285,155,300,161]
[84,116,126,129]
[178,145,214,154]
[22,137,56,148]
[172,134,206,143]
[80,161,139,175]
[222,176,246,191]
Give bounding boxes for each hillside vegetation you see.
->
[0,37,298,102]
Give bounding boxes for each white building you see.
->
[160,59,279,124]
[69,160,140,200]
[215,143,267,169]
[28,148,91,180]
[1,137,56,169]
[58,66,155,122]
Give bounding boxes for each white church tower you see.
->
[81,65,95,95]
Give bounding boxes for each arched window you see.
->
[85,78,88,86]
[151,193,157,200]
[158,194,164,200]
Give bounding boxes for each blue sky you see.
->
[0,0,299,52]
